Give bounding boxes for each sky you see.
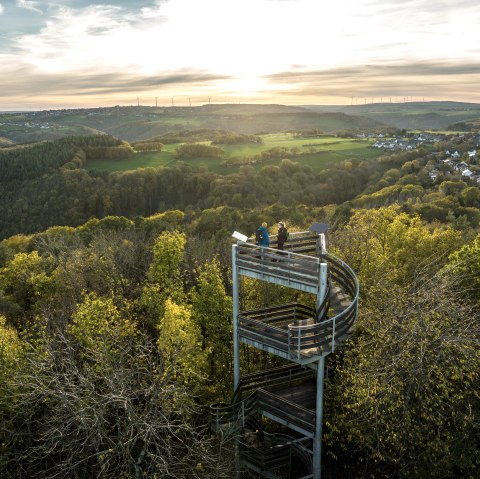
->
[0,0,480,110]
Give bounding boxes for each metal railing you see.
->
[210,365,316,435]
[238,303,317,357]
[287,252,359,360]
[235,250,358,361]
[239,432,313,475]
[236,242,322,290]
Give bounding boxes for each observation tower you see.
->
[211,229,359,479]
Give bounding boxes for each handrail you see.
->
[235,247,359,360]
[288,252,359,359]
[238,241,320,262]
[211,366,316,435]
[239,431,313,474]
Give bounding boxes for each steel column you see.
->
[232,244,242,478]
[313,262,328,479]
[313,355,325,479]
[232,244,240,390]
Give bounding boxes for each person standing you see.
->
[256,222,270,247]
[277,222,288,250]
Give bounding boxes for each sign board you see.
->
[309,223,329,234]
[232,231,249,242]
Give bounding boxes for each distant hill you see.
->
[304,101,480,130]
[447,118,480,131]
[3,102,480,145]
[0,104,385,144]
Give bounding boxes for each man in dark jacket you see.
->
[277,222,287,250]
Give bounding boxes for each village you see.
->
[367,131,480,187]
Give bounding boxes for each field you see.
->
[87,133,381,175]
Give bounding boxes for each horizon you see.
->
[2,99,480,114]
[1,0,480,110]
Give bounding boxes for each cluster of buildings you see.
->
[370,132,447,151]
[361,130,480,186]
[427,143,480,186]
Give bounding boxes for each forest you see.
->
[0,124,479,478]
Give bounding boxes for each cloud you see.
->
[16,0,43,14]
[0,65,231,99]
[10,3,172,73]
[1,0,480,107]
[262,62,480,102]
[267,63,480,82]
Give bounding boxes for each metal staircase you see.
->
[211,231,359,478]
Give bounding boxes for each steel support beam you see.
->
[313,262,328,479]
[313,356,325,479]
[232,244,240,391]
[232,244,242,478]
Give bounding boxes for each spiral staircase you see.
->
[211,231,359,479]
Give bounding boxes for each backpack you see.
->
[284,228,289,241]
[255,228,263,244]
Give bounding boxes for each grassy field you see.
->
[87,133,381,175]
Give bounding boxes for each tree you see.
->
[325,207,478,478]
[326,273,479,478]
[441,234,480,304]
[191,259,233,399]
[176,143,224,159]
[139,231,187,328]
[157,299,208,394]
[0,251,58,328]
[1,312,229,478]
[331,205,462,289]
[460,186,480,208]
[0,315,25,476]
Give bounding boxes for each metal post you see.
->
[232,244,242,478]
[313,262,328,478]
[313,356,325,479]
[232,244,240,391]
[319,233,327,254]
[317,233,327,256]
[318,263,328,318]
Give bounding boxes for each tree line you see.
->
[3,133,479,240]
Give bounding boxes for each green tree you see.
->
[441,234,480,304]
[0,251,58,327]
[157,299,208,393]
[191,259,233,399]
[332,205,462,289]
[139,231,187,326]
[326,276,479,478]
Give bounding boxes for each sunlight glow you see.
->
[1,0,480,108]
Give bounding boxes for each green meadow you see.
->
[87,133,381,175]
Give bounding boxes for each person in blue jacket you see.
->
[256,222,270,247]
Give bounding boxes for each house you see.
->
[462,169,474,178]
[452,151,461,159]
[443,159,454,167]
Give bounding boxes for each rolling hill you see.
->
[0,104,385,144]
[305,101,480,130]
